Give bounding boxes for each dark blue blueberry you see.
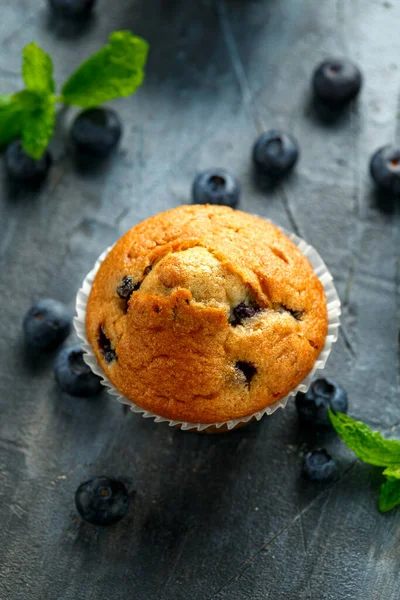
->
[49,0,96,18]
[303,449,338,483]
[295,378,348,427]
[71,108,122,158]
[23,299,72,350]
[230,302,262,326]
[116,276,140,300]
[312,59,362,106]
[192,168,241,208]
[55,345,103,396]
[5,140,52,184]
[235,361,257,386]
[98,326,117,363]
[75,476,130,526]
[370,145,400,195]
[253,130,299,179]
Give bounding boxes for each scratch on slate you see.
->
[395,250,400,400]
[114,206,131,228]
[207,460,358,599]
[343,103,363,308]
[279,187,302,238]
[339,324,356,358]
[8,503,25,520]
[308,488,332,548]
[351,107,363,218]
[298,499,312,600]
[343,255,355,307]
[0,437,29,456]
[159,530,192,599]
[216,0,263,134]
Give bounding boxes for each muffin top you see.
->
[86,205,328,423]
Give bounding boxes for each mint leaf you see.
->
[0,95,23,147]
[22,42,55,95]
[329,409,400,467]
[6,90,56,159]
[61,31,149,108]
[382,465,400,480]
[14,90,43,111]
[21,96,56,159]
[0,94,13,107]
[379,479,400,512]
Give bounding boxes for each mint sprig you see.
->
[329,409,400,512]
[0,31,149,159]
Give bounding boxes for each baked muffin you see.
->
[86,205,328,423]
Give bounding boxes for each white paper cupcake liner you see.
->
[74,222,341,432]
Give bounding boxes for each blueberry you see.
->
[312,59,362,107]
[235,361,257,386]
[55,345,103,396]
[116,276,140,300]
[49,0,96,18]
[192,168,241,208]
[98,327,117,363]
[252,130,299,179]
[23,299,72,350]
[295,378,348,427]
[75,476,130,526]
[70,108,122,158]
[230,302,262,326]
[370,145,400,195]
[303,449,338,483]
[5,140,52,184]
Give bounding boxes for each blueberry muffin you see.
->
[86,205,328,423]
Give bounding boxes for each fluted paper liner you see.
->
[74,224,341,432]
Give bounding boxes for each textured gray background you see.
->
[0,1,400,599]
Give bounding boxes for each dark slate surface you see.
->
[0,1,400,599]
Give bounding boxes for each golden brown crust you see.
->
[86,205,328,423]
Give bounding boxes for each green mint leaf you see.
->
[382,465,400,481]
[379,479,400,512]
[0,94,13,107]
[0,94,24,147]
[22,42,55,95]
[14,90,43,111]
[61,31,149,108]
[21,95,56,159]
[329,409,400,467]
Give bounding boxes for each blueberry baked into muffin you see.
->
[86,205,328,423]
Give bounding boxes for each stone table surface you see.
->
[0,1,399,599]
